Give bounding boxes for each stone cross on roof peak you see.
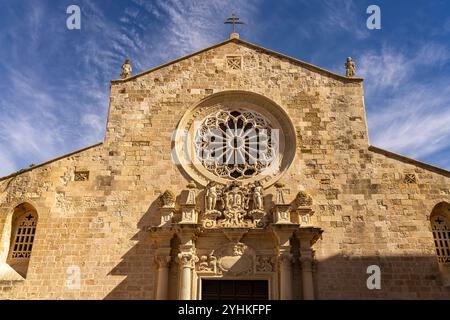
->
[224,13,245,39]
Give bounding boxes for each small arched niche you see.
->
[5,203,39,278]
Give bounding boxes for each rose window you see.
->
[195,109,275,180]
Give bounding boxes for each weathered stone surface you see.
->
[0,38,449,299]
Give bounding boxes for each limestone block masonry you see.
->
[0,36,449,299]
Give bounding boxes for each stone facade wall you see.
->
[0,39,449,299]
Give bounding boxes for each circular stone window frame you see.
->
[174,91,297,188]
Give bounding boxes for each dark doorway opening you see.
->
[202,280,269,300]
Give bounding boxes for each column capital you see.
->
[299,252,313,262]
[279,252,294,267]
[155,255,171,268]
[299,243,315,267]
[177,252,198,269]
[300,253,314,267]
[175,224,201,241]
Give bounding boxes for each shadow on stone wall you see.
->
[314,254,450,299]
[102,195,450,299]
[104,200,159,300]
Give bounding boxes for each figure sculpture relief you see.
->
[205,182,218,211]
[252,181,263,210]
[198,256,210,271]
[345,57,356,77]
[120,58,132,79]
[201,181,270,228]
[197,251,217,273]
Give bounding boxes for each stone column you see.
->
[149,229,173,300]
[279,252,294,300]
[271,224,298,300]
[299,251,314,300]
[177,252,196,300]
[155,255,171,300]
[176,225,199,300]
[296,228,322,300]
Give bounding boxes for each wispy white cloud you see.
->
[2,0,447,177]
[130,0,260,63]
[369,83,450,157]
[81,113,105,144]
[0,69,66,175]
[321,0,369,40]
[358,48,409,92]
[358,43,450,93]
[0,152,16,177]
[297,0,369,40]
[0,0,263,177]
[361,43,450,161]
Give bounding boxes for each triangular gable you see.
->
[111,37,364,84]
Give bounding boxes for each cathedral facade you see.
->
[0,34,449,300]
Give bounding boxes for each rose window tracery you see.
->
[194,109,274,180]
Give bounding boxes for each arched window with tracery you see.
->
[6,203,38,277]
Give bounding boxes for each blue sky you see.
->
[1,0,450,177]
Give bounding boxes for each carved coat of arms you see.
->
[203,181,267,228]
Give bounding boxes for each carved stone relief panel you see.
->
[196,242,258,276]
[202,181,268,229]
